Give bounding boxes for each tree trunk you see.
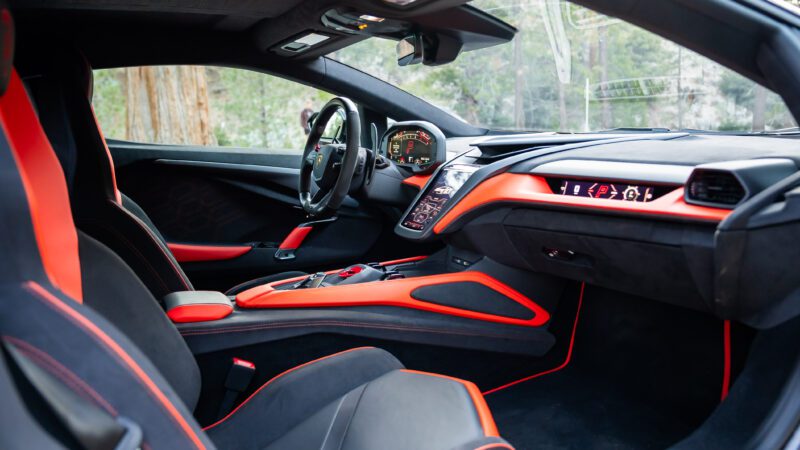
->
[558,82,568,131]
[752,85,767,131]
[513,30,525,130]
[125,66,217,146]
[599,26,612,129]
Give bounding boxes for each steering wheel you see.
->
[299,97,362,216]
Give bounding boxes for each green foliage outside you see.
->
[334,0,795,133]
[93,68,333,152]
[93,0,797,153]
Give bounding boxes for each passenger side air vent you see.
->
[685,159,797,210]
[686,170,745,208]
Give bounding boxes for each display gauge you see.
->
[401,164,480,231]
[388,129,435,166]
[559,180,655,202]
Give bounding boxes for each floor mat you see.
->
[485,284,739,450]
[487,368,696,449]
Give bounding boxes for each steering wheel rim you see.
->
[299,97,361,216]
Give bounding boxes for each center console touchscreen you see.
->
[401,164,480,231]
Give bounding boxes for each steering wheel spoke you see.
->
[304,152,317,166]
[310,188,330,204]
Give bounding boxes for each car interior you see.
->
[2,0,800,449]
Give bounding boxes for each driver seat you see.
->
[28,49,305,300]
[0,17,510,444]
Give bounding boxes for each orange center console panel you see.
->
[236,268,550,328]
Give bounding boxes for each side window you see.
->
[92,66,334,154]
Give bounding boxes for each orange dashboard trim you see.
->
[434,173,731,234]
[402,174,432,189]
[235,271,550,327]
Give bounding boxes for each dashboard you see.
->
[387,129,800,326]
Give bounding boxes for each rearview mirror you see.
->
[397,35,423,66]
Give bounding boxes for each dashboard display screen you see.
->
[402,164,480,231]
[559,180,655,202]
[388,129,435,166]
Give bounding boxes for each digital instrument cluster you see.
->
[401,164,480,231]
[381,121,446,174]
[388,129,434,166]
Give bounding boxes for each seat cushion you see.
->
[205,347,506,450]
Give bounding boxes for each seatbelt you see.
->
[2,342,142,450]
[216,357,256,420]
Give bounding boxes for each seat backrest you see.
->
[0,8,210,448]
[27,54,194,299]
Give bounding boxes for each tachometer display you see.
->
[387,129,435,166]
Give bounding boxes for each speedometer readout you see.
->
[388,130,434,166]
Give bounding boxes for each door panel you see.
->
[109,140,385,290]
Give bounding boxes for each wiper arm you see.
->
[590,127,672,133]
[754,127,800,135]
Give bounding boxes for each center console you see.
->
[173,251,568,358]
[235,255,550,328]
[270,258,414,291]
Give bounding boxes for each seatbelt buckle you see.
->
[218,358,256,420]
[225,358,256,392]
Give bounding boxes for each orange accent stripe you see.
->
[400,369,499,437]
[1,71,83,302]
[204,346,376,430]
[474,444,515,450]
[434,173,731,234]
[279,226,313,250]
[402,174,432,189]
[378,255,427,266]
[167,243,252,263]
[236,271,550,328]
[167,304,233,323]
[721,320,731,401]
[26,281,206,449]
[483,282,585,395]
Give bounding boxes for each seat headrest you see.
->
[0,3,13,96]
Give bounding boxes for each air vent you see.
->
[686,170,746,208]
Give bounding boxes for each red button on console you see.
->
[338,265,363,278]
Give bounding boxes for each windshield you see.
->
[333,0,796,133]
